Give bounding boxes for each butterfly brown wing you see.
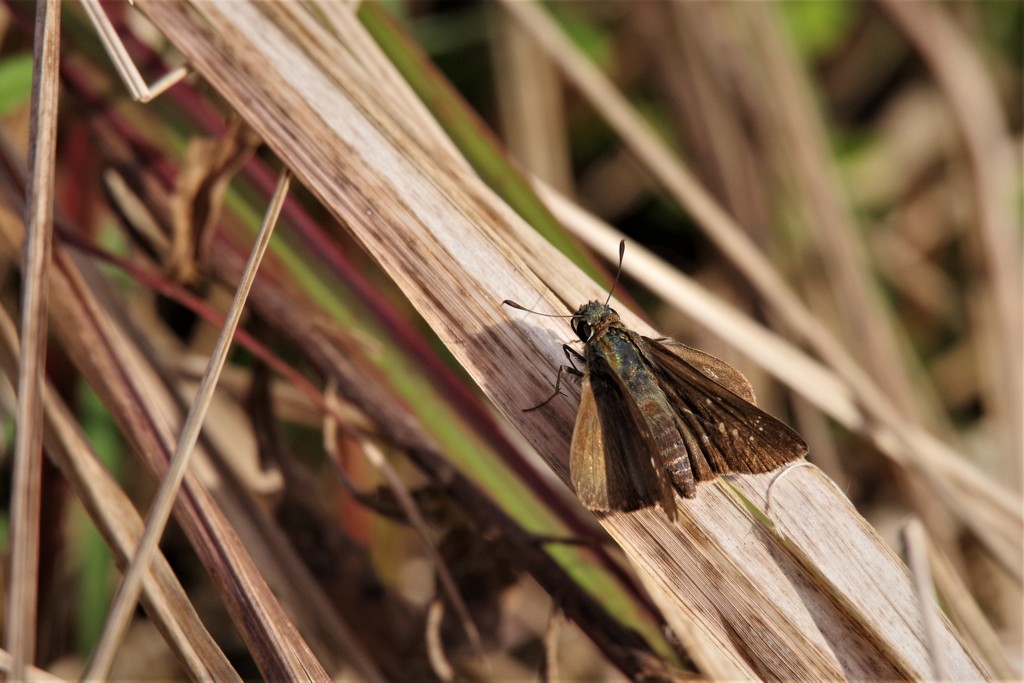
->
[588,346,679,518]
[651,339,757,403]
[570,374,671,514]
[643,337,807,479]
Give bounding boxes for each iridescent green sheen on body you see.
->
[574,302,671,415]
[592,328,671,415]
[572,302,696,504]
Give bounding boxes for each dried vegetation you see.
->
[0,1,1019,681]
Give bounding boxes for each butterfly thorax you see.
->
[588,326,667,411]
[571,302,660,409]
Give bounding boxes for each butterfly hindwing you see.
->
[643,337,808,477]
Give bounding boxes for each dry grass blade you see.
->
[128,0,991,678]
[877,0,1023,492]
[0,192,330,677]
[902,519,948,680]
[499,1,1021,582]
[79,0,188,103]
[0,308,240,681]
[534,180,1024,581]
[926,527,1019,679]
[5,1,60,678]
[83,170,291,678]
[317,1,466,168]
[0,648,62,682]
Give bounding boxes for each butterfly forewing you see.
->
[570,376,659,512]
[645,338,808,476]
[648,338,757,403]
[584,337,680,517]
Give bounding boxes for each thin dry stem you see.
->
[80,0,189,102]
[84,171,291,678]
[5,1,60,677]
[490,10,572,192]
[0,307,241,681]
[425,600,454,683]
[927,527,1019,679]
[878,0,1023,486]
[902,519,949,680]
[324,382,484,654]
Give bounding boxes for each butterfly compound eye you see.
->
[572,318,592,342]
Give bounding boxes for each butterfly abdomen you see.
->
[588,328,693,505]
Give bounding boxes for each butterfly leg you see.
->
[562,343,587,369]
[667,455,697,498]
[524,345,585,412]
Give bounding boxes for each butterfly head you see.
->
[572,301,618,342]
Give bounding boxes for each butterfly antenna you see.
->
[604,240,626,306]
[502,300,573,318]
